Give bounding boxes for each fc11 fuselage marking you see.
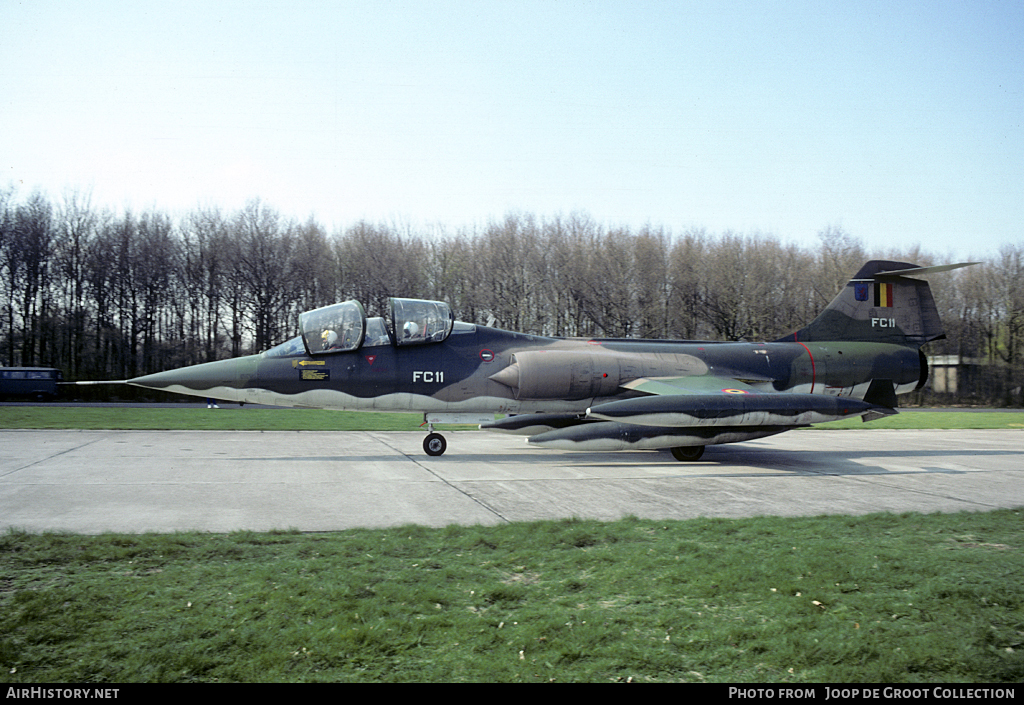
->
[413,370,445,383]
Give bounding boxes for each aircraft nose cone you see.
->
[128,356,259,395]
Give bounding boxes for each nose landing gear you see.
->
[423,431,447,456]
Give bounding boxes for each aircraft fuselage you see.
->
[125,261,975,458]
[131,323,922,417]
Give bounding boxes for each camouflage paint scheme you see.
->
[128,260,975,460]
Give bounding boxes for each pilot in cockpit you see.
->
[321,329,339,350]
[403,321,421,340]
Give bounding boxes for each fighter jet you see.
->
[128,260,975,460]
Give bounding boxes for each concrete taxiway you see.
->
[1,428,1022,534]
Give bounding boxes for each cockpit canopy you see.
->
[390,298,454,345]
[297,298,454,356]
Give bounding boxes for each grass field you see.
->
[2,405,1024,431]
[2,512,1022,683]
[2,405,1022,683]
[0,406,463,431]
[814,410,1024,430]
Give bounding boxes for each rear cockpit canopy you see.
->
[390,298,454,346]
[291,298,454,357]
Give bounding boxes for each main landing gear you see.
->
[670,445,705,462]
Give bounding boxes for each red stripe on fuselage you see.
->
[796,342,816,394]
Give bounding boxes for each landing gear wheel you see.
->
[423,432,447,457]
[671,445,705,462]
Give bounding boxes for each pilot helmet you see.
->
[321,329,338,345]
[403,321,420,338]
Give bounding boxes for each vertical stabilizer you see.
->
[777,261,977,347]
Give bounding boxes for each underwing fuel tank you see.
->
[527,422,792,451]
[522,393,884,451]
[587,392,882,428]
[480,412,591,436]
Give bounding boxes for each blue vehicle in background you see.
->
[0,367,63,401]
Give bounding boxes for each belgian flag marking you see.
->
[874,282,894,308]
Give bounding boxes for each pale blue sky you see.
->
[3,0,1021,258]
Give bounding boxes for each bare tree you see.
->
[700,231,751,340]
[633,227,670,338]
[334,221,427,318]
[290,216,337,317]
[53,189,98,377]
[814,225,865,308]
[573,226,638,337]
[10,193,55,366]
[666,228,707,340]
[0,185,16,365]
[425,227,476,322]
[469,213,544,332]
[231,199,296,353]
[988,244,1024,405]
[180,206,230,363]
[544,212,599,337]
[134,210,177,373]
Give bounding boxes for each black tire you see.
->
[423,432,447,456]
[671,445,705,462]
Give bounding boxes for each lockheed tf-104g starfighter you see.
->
[128,260,975,460]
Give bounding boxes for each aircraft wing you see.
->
[620,374,766,396]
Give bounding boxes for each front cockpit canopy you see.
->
[300,300,366,355]
[298,298,454,356]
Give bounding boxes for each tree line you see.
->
[1,187,1021,405]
